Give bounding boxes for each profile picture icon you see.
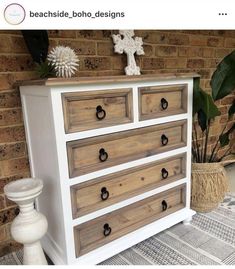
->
[4,3,26,25]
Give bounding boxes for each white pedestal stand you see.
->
[4,178,48,265]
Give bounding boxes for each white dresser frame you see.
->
[20,76,196,265]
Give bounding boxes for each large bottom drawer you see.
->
[74,184,186,257]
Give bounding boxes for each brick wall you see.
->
[0,30,234,256]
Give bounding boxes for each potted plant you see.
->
[191,51,235,212]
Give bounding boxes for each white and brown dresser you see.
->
[19,74,197,265]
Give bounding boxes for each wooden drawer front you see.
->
[74,184,186,257]
[67,120,187,177]
[62,88,133,133]
[71,154,186,218]
[139,84,188,120]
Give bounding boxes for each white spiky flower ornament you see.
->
[47,46,79,78]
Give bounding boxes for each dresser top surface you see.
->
[19,73,200,87]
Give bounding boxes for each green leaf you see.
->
[219,122,235,147]
[211,51,235,100]
[193,77,202,116]
[228,99,235,118]
[193,78,221,121]
[197,109,207,132]
[219,133,230,147]
[199,90,221,120]
[35,60,56,78]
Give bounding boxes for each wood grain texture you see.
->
[71,153,186,218]
[62,88,133,133]
[18,73,200,86]
[139,84,188,120]
[74,184,186,257]
[67,120,187,177]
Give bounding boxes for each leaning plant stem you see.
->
[203,120,210,163]
[209,120,228,162]
[192,132,198,162]
[200,132,204,163]
[193,121,201,162]
[217,148,231,162]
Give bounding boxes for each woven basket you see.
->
[191,162,229,212]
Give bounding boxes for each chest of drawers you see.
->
[19,74,197,265]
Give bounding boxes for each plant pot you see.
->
[191,162,229,212]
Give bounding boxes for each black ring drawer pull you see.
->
[162,200,168,211]
[103,223,112,237]
[161,98,168,110]
[161,134,169,146]
[99,148,108,162]
[96,105,106,120]
[101,187,109,201]
[161,168,169,179]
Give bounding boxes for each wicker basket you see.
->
[191,162,229,212]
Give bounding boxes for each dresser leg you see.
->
[183,216,192,225]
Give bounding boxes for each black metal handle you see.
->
[96,105,106,120]
[162,200,168,211]
[99,148,108,162]
[161,168,169,179]
[161,134,169,146]
[101,187,109,201]
[103,223,112,237]
[161,98,168,110]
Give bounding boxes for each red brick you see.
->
[48,30,77,38]
[112,55,126,70]
[0,55,34,72]
[97,42,114,56]
[207,37,223,47]
[156,46,177,57]
[189,35,207,46]
[0,142,26,161]
[187,59,205,68]
[224,38,235,48]
[58,40,96,55]
[0,157,29,178]
[0,74,13,91]
[0,108,23,126]
[0,195,5,210]
[195,69,211,79]
[5,197,15,208]
[142,45,153,57]
[135,31,168,44]
[215,48,232,58]
[178,47,203,57]
[0,240,22,257]
[76,30,112,40]
[0,207,19,225]
[0,173,30,194]
[0,126,25,143]
[165,58,187,68]
[204,59,219,68]
[0,91,21,108]
[80,57,111,71]
[168,33,189,45]
[0,225,8,241]
[202,48,215,58]
[142,58,165,70]
[10,36,28,54]
[221,96,234,105]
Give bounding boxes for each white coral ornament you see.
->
[47,46,79,78]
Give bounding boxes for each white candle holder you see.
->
[4,178,48,265]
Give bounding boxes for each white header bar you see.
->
[0,0,234,29]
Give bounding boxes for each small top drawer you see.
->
[139,84,188,121]
[62,88,133,133]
